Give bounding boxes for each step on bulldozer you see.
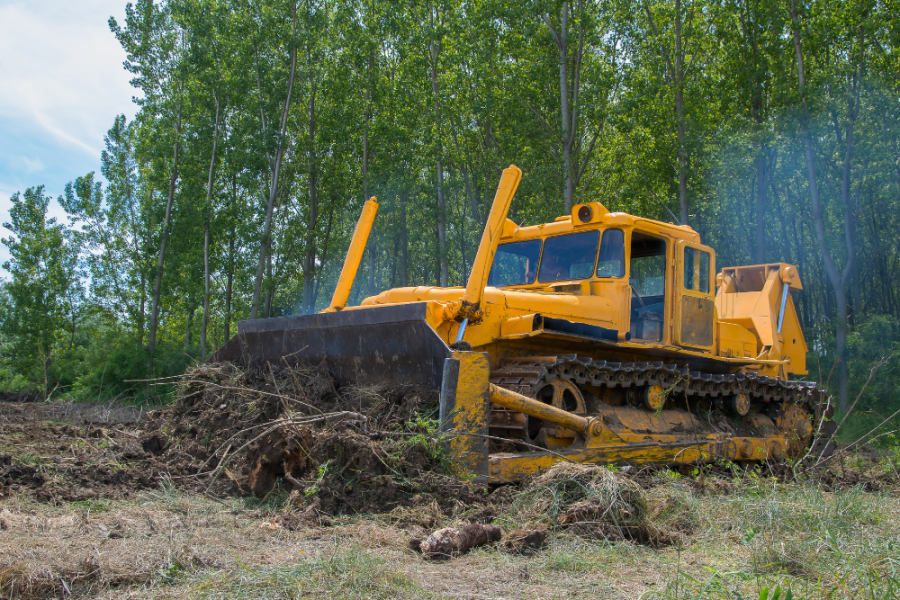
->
[214,165,835,482]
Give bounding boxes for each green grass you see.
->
[187,545,439,600]
[530,536,651,575]
[832,411,900,450]
[14,451,43,466]
[2,441,897,600]
[68,498,113,513]
[639,479,900,600]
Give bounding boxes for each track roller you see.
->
[725,393,750,416]
[643,384,666,411]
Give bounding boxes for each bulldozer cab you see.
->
[488,211,718,352]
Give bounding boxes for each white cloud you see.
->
[0,0,140,274]
[15,156,46,173]
[0,0,138,157]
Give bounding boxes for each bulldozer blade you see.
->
[212,303,451,388]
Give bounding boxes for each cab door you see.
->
[675,241,715,350]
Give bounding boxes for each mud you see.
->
[0,406,165,502]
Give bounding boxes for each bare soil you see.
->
[1,363,898,599]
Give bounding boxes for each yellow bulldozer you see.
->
[215,165,834,482]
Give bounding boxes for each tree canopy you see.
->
[2,0,899,429]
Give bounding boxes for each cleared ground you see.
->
[1,375,898,599]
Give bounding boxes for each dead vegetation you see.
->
[0,361,898,599]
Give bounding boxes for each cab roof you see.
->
[499,202,703,246]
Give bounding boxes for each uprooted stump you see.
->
[253,422,482,514]
[503,528,548,555]
[409,523,503,560]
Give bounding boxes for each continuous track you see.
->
[488,355,835,459]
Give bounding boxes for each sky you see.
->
[0,0,138,268]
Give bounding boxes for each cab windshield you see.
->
[538,231,600,283]
[488,239,542,287]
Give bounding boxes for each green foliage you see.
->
[1,186,80,395]
[808,315,900,444]
[0,0,898,422]
[846,316,900,413]
[191,545,429,599]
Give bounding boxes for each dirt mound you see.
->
[0,405,164,503]
[137,362,466,512]
[0,361,458,507]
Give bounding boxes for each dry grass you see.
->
[2,385,898,600]
[3,470,897,600]
[0,491,323,600]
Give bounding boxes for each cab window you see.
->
[596,229,625,278]
[629,232,667,342]
[630,233,667,297]
[683,247,710,293]
[488,239,542,287]
[538,231,600,283]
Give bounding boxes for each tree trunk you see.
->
[791,213,810,325]
[483,118,499,220]
[448,114,482,225]
[642,0,688,224]
[139,272,146,346]
[147,121,181,369]
[430,5,448,287]
[872,207,892,315]
[265,251,274,318]
[70,305,76,351]
[791,0,856,410]
[201,94,221,359]
[400,192,408,286]
[365,126,376,297]
[303,85,319,314]
[135,186,151,347]
[225,222,235,342]
[252,9,298,319]
[364,49,376,298]
[674,0,688,226]
[390,197,398,287]
[559,3,573,211]
[745,0,767,264]
[755,149,767,263]
[542,2,586,212]
[185,308,194,350]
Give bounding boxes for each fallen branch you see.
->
[124,374,190,383]
[154,378,325,416]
